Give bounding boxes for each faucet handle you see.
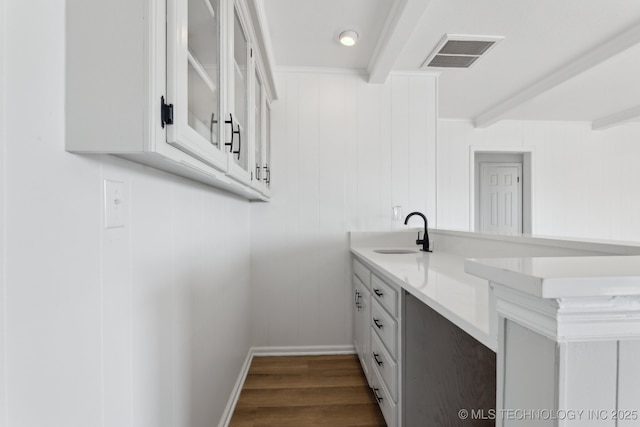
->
[416,231,424,245]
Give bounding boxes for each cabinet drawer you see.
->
[353,258,371,290]
[371,299,398,359]
[371,361,397,427]
[371,274,399,317]
[371,331,398,401]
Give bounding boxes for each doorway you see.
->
[474,152,532,234]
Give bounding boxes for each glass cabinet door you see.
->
[227,7,251,182]
[166,0,226,170]
[253,70,263,186]
[264,104,271,191]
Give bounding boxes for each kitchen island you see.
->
[350,229,640,426]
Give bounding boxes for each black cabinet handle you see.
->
[374,289,383,297]
[224,114,234,152]
[233,125,241,160]
[263,164,270,184]
[255,163,261,180]
[373,352,383,366]
[373,387,383,403]
[373,318,383,329]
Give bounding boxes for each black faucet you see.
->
[404,212,431,252]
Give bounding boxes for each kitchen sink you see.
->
[373,249,419,254]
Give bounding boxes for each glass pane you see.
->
[266,107,271,188]
[187,0,219,146]
[254,72,262,179]
[187,62,218,145]
[233,10,248,169]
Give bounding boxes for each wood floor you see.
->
[229,354,386,427]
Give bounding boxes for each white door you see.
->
[479,163,522,234]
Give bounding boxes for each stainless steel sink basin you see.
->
[373,249,418,254]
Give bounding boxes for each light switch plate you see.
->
[104,180,126,228]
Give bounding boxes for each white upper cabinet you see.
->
[166,0,227,171]
[250,64,271,196]
[226,5,252,185]
[65,0,276,201]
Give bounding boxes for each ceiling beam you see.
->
[474,22,640,128]
[367,0,432,84]
[592,105,640,130]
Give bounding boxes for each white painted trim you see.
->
[217,348,255,427]
[493,283,640,342]
[468,146,535,234]
[275,65,368,76]
[474,24,640,128]
[592,105,640,130]
[367,0,433,84]
[252,345,356,356]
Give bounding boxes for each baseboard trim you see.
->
[217,348,255,427]
[252,345,356,357]
[217,344,356,426]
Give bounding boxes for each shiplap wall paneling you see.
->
[5,1,103,425]
[318,74,352,346]
[102,157,253,426]
[0,0,6,422]
[298,73,328,346]
[437,120,471,230]
[617,340,640,427]
[250,71,437,348]
[408,77,431,226]
[3,2,254,421]
[437,120,640,241]
[391,76,410,226]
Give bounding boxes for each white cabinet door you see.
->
[166,0,227,171]
[263,103,272,194]
[225,4,252,185]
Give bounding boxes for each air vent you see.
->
[422,35,503,69]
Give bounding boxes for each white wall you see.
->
[251,70,437,347]
[1,1,251,426]
[437,119,640,241]
[1,0,7,424]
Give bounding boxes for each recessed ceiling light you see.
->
[339,30,359,47]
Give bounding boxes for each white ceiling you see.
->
[262,0,393,69]
[261,0,640,128]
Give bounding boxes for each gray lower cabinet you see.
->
[353,257,401,427]
[353,256,497,427]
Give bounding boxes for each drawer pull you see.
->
[373,352,383,366]
[374,289,383,297]
[373,318,383,329]
[373,387,383,403]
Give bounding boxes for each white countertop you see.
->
[351,246,496,351]
[465,255,640,299]
[350,229,640,353]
